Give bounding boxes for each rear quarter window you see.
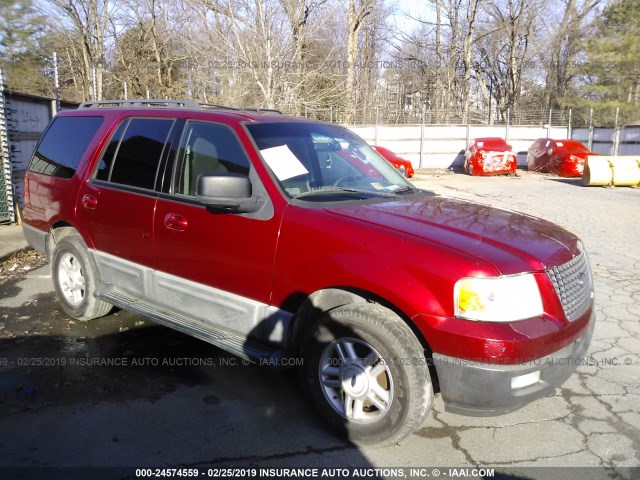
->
[28,116,104,178]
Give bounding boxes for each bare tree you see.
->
[15,0,606,123]
[460,0,480,123]
[279,0,330,114]
[541,0,601,109]
[46,0,114,100]
[111,0,188,99]
[391,0,482,122]
[389,0,451,121]
[357,4,393,120]
[186,0,291,108]
[475,0,538,121]
[433,0,444,118]
[345,0,377,122]
[181,0,343,112]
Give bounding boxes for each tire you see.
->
[51,233,112,321]
[301,303,433,445]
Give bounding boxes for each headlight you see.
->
[454,274,543,322]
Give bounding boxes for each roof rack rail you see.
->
[78,99,200,109]
[200,103,283,114]
[77,99,284,114]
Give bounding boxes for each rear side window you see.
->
[28,116,104,178]
[95,120,128,181]
[99,118,174,190]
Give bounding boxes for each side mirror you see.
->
[196,173,262,213]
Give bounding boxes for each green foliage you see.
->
[0,0,42,57]
[0,0,50,95]
[578,0,640,124]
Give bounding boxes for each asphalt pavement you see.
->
[0,224,29,260]
[0,171,638,480]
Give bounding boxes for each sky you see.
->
[390,0,436,32]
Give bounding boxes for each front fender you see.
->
[270,204,496,321]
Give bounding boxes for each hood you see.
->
[325,195,579,275]
[478,146,512,153]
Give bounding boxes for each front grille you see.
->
[547,252,594,321]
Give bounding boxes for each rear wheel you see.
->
[301,303,433,445]
[52,234,112,321]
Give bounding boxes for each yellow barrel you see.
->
[611,157,640,186]
[583,156,640,187]
[582,156,613,186]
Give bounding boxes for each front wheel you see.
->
[51,233,112,321]
[301,303,433,445]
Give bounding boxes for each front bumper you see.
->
[467,152,517,176]
[433,310,594,416]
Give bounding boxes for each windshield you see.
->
[246,122,414,199]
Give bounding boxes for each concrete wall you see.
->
[620,125,640,155]
[573,125,640,156]
[348,124,569,169]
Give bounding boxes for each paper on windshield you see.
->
[260,145,309,181]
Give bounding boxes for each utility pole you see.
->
[53,52,61,114]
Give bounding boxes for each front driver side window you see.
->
[175,122,251,197]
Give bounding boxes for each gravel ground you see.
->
[0,250,46,286]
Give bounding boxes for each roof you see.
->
[67,99,304,123]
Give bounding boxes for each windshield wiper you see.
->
[295,187,395,199]
[392,185,417,194]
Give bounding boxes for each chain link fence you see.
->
[0,68,15,224]
[290,104,639,159]
[288,105,637,129]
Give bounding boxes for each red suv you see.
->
[22,100,595,445]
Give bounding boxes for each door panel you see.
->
[154,198,278,302]
[77,117,175,271]
[77,183,157,268]
[153,121,280,337]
